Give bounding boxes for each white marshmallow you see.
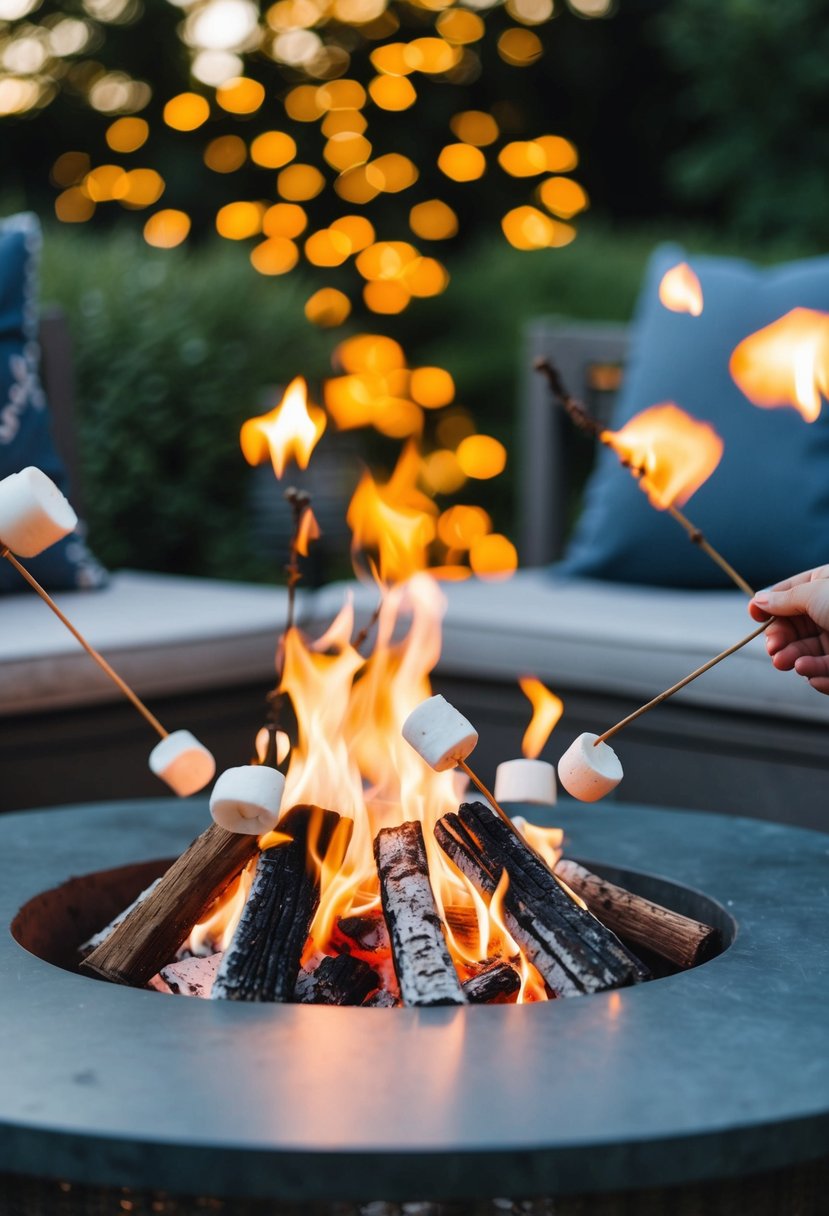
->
[557,732,623,802]
[149,730,216,797]
[494,758,557,805]
[402,694,478,772]
[0,467,77,557]
[209,764,285,835]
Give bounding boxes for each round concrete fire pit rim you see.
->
[0,798,826,1202]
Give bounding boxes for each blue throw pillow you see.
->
[561,243,829,589]
[0,213,106,594]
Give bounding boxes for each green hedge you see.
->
[40,222,801,580]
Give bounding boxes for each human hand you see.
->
[750,565,829,694]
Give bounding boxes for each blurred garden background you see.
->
[1,0,827,581]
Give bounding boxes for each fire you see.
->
[603,404,724,509]
[730,308,829,423]
[658,262,703,317]
[518,676,563,758]
[240,376,327,478]
[191,370,551,1002]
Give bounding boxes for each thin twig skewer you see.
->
[264,487,313,746]
[1,545,167,740]
[595,618,773,746]
[534,358,755,596]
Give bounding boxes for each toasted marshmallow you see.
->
[494,758,557,805]
[210,764,285,835]
[402,694,478,772]
[557,732,623,802]
[0,467,77,558]
[149,730,216,797]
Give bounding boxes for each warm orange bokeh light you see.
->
[498,26,543,65]
[217,77,265,115]
[331,214,375,252]
[499,140,547,177]
[409,199,458,241]
[404,37,459,73]
[277,163,326,200]
[658,262,704,317]
[240,376,327,478]
[456,434,507,478]
[216,201,263,239]
[535,134,578,172]
[284,83,323,121]
[250,130,297,169]
[518,676,564,759]
[603,404,724,508]
[122,169,165,207]
[336,333,406,374]
[469,533,518,580]
[410,366,455,408]
[730,308,829,423]
[317,78,366,110]
[305,287,352,327]
[163,92,210,131]
[334,164,384,204]
[449,109,499,147]
[251,237,300,275]
[305,227,352,266]
[322,109,368,138]
[438,143,486,182]
[106,117,149,153]
[364,280,411,314]
[55,187,95,223]
[539,176,588,219]
[420,449,465,494]
[372,153,419,193]
[404,257,449,297]
[370,43,414,76]
[356,240,417,280]
[501,205,553,250]
[84,165,128,201]
[437,504,490,549]
[51,152,91,189]
[324,133,372,172]
[263,202,307,239]
[143,209,191,248]
[437,9,485,43]
[204,135,247,173]
[369,74,417,111]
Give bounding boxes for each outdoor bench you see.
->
[1,314,828,829]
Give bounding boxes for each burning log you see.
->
[362,988,400,1008]
[213,806,347,1003]
[81,825,261,987]
[435,802,647,997]
[78,879,160,959]
[335,912,390,955]
[555,859,720,970]
[295,953,380,1005]
[374,821,467,1007]
[462,961,520,1004]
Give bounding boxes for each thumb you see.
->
[753,584,818,618]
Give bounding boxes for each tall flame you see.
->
[603,404,724,509]
[518,676,563,759]
[658,262,703,317]
[730,308,829,423]
[347,442,437,584]
[240,376,327,478]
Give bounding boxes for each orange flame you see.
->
[730,308,829,423]
[240,376,327,478]
[347,441,437,584]
[658,262,703,316]
[518,676,563,759]
[296,506,321,557]
[603,404,723,509]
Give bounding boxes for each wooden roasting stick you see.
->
[554,860,720,970]
[436,803,647,997]
[374,821,467,1006]
[82,824,260,987]
[213,806,348,1002]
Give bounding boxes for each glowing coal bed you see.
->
[3,797,828,1216]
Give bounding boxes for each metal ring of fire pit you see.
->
[1,798,827,1203]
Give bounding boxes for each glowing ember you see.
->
[730,307,829,423]
[658,262,703,317]
[240,376,327,478]
[603,404,724,509]
[518,676,563,759]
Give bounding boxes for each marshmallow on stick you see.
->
[0,467,77,557]
[209,764,285,835]
[0,469,216,797]
[402,694,478,771]
[557,733,623,803]
[494,758,557,805]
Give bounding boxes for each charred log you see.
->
[435,802,647,997]
[81,825,261,987]
[362,988,401,1008]
[555,858,720,969]
[335,912,390,955]
[374,821,466,1007]
[295,954,380,1005]
[213,806,347,1003]
[159,952,222,998]
[462,961,520,1004]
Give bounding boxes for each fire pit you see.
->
[3,796,828,1213]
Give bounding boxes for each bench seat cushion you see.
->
[0,571,287,716]
[312,570,829,727]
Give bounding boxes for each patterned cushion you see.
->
[0,213,106,593]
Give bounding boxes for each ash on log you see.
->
[374,821,467,1007]
[213,806,347,1002]
[435,802,647,997]
[81,825,261,987]
[555,858,720,969]
[294,954,380,1005]
[462,961,520,1004]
